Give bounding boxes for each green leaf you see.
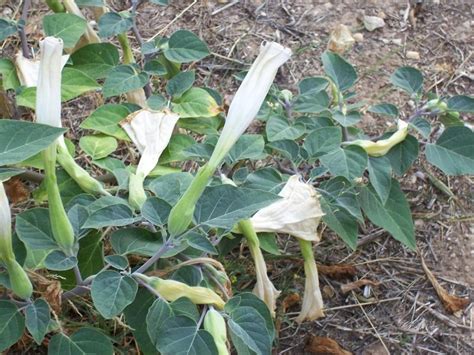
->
[228,306,272,355]
[111,228,163,256]
[320,146,368,180]
[425,126,474,175]
[390,66,423,95]
[298,76,329,94]
[103,64,149,98]
[146,298,173,348]
[164,30,210,63]
[321,51,357,91]
[195,185,280,229]
[84,196,138,229]
[0,58,20,90]
[368,156,392,204]
[172,88,220,118]
[25,299,51,345]
[166,71,195,97]
[332,110,361,127]
[385,134,418,175]
[368,103,399,117]
[98,12,133,38]
[183,232,217,255]
[0,18,17,42]
[0,301,25,352]
[447,95,474,113]
[319,177,363,222]
[228,134,265,163]
[409,116,431,138]
[91,270,138,319]
[76,0,105,6]
[292,90,330,113]
[16,208,57,251]
[79,135,117,160]
[123,289,156,354]
[320,196,358,250]
[0,120,65,166]
[105,255,129,270]
[148,172,193,205]
[243,168,284,193]
[48,328,113,355]
[159,134,196,164]
[0,168,24,181]
[303,126,342,159]
[44,251,78,271]
[80,104,132,140]
[170,297,200,320]
[70,43,120,79]
[266,140,299,161]
[142,197,172,226]
[266,115,305,142]
[359,179,415,250]
[144,60,168,76]
[43,13,87,48]
[154,316,217,355]
[150,0,169,5]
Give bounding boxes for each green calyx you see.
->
[3,258,33,299]
[128,172,147,210]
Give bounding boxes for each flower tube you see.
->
[0,181,33,299]
[36,37,75,254]
[135,273,226,309]
[15,51,69,88]
[121,109,180,209]
[350,119,409,157]
[167,42,292,237]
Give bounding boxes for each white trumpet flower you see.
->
[15,51,69,88]
[0,181,13,262]
[250,175,325,241]
[121,109,180,209]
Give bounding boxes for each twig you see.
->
[133,240,173,275]
[19,0,31,58]
[211,0,240,16]
[149,0,198,40]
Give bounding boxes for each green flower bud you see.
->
[4,259,33,300]
[204,308,229,355]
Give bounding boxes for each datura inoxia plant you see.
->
[0,1,473,354]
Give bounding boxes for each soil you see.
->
[1,0,473,354]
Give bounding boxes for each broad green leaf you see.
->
[154,316,217,355]
[243,168,285,193]
[164,30,210,63]
[425,126,474,175]
[0,301,25,352]
[147,94,167,110]
[142,197,172,226]
[228,306,272,355]
[447,95,474,113]
[332,110,361,127]
[321,51,357,91]
[409,116,431,138]
[439,112,464,127]
[298,76,328,94]
[48,328,113,355]
[266,139,299,161]
[320,146,368,180]
[266,114,305,142]
[303,126,342,158]
[390,66,423,95]
[194,185,280,229]
[111,228,163,256]
[368,103,399,117]
[184,232,217,254]
[292,90,330,113]
[16,208,57,250]
[170,297,200,320]
[80,104,131,140]
[0,18,17,42]
[159,134,196,164]
[385,134,418,175]
[0,168,24,181]
[146,298,173,347]
[144,60,168,76]
[148,172,193,206]
[319,177,363,222]
[98,12,133,38]
[172,88,220,118]
[43,13,87,48]
[166,71,195,97]
[79,135,117,160]
[228,134,265,163]
[359,179,415,250]
[76,0,105,6]
[123,289,156,354]
[0,120,65,165]
[368,156,392,204]
[84,196,138,228]
[0,58,20,90]
[91,270,138,319]
[70,43,120,79]
[103,64,149,98]
[44,251,78,271]
[105,255,129,270]
[25,299,51,345]
[320,196,358,250]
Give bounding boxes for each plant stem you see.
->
[133,240,173,275]
[19,0,31,58]
[45,0,66,12]
[118,33,134,65]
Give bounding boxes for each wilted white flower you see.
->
[0,181,13,261]
[121,109,180,208]
[209,42,292,168]
[15,50,69,88]
[250,175,324,241]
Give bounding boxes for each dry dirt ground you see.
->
[1,0,473,354]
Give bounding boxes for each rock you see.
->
[363,15,385,31]
[392,38,402,46]
[406,51,420,60]
[327,24,355,54]
[323,2,333,10]
[353,32,364,42]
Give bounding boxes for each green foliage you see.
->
[43,13,87,48]
[98,12,133,38]
[0,301,24,352]
[164,30,210,63]
[103,64,149,98]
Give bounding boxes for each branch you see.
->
[133,239,173,275]
[18,0,32,58]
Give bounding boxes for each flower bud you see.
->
[204,308,229,355]
[4,259,33,300]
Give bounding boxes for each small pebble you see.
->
[406,51,420,60]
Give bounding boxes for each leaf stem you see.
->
[133,239,173,275]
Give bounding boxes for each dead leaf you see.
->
[305,336,352,355]
[4,177,29,203]
[281,292,300,313]
[318,263,357,280]
[322,285,335,298]
[420,255,470,314]
[341,279,380,294]
[361,340,390,355]
[327,24,355,54]
[29,272,63,314]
